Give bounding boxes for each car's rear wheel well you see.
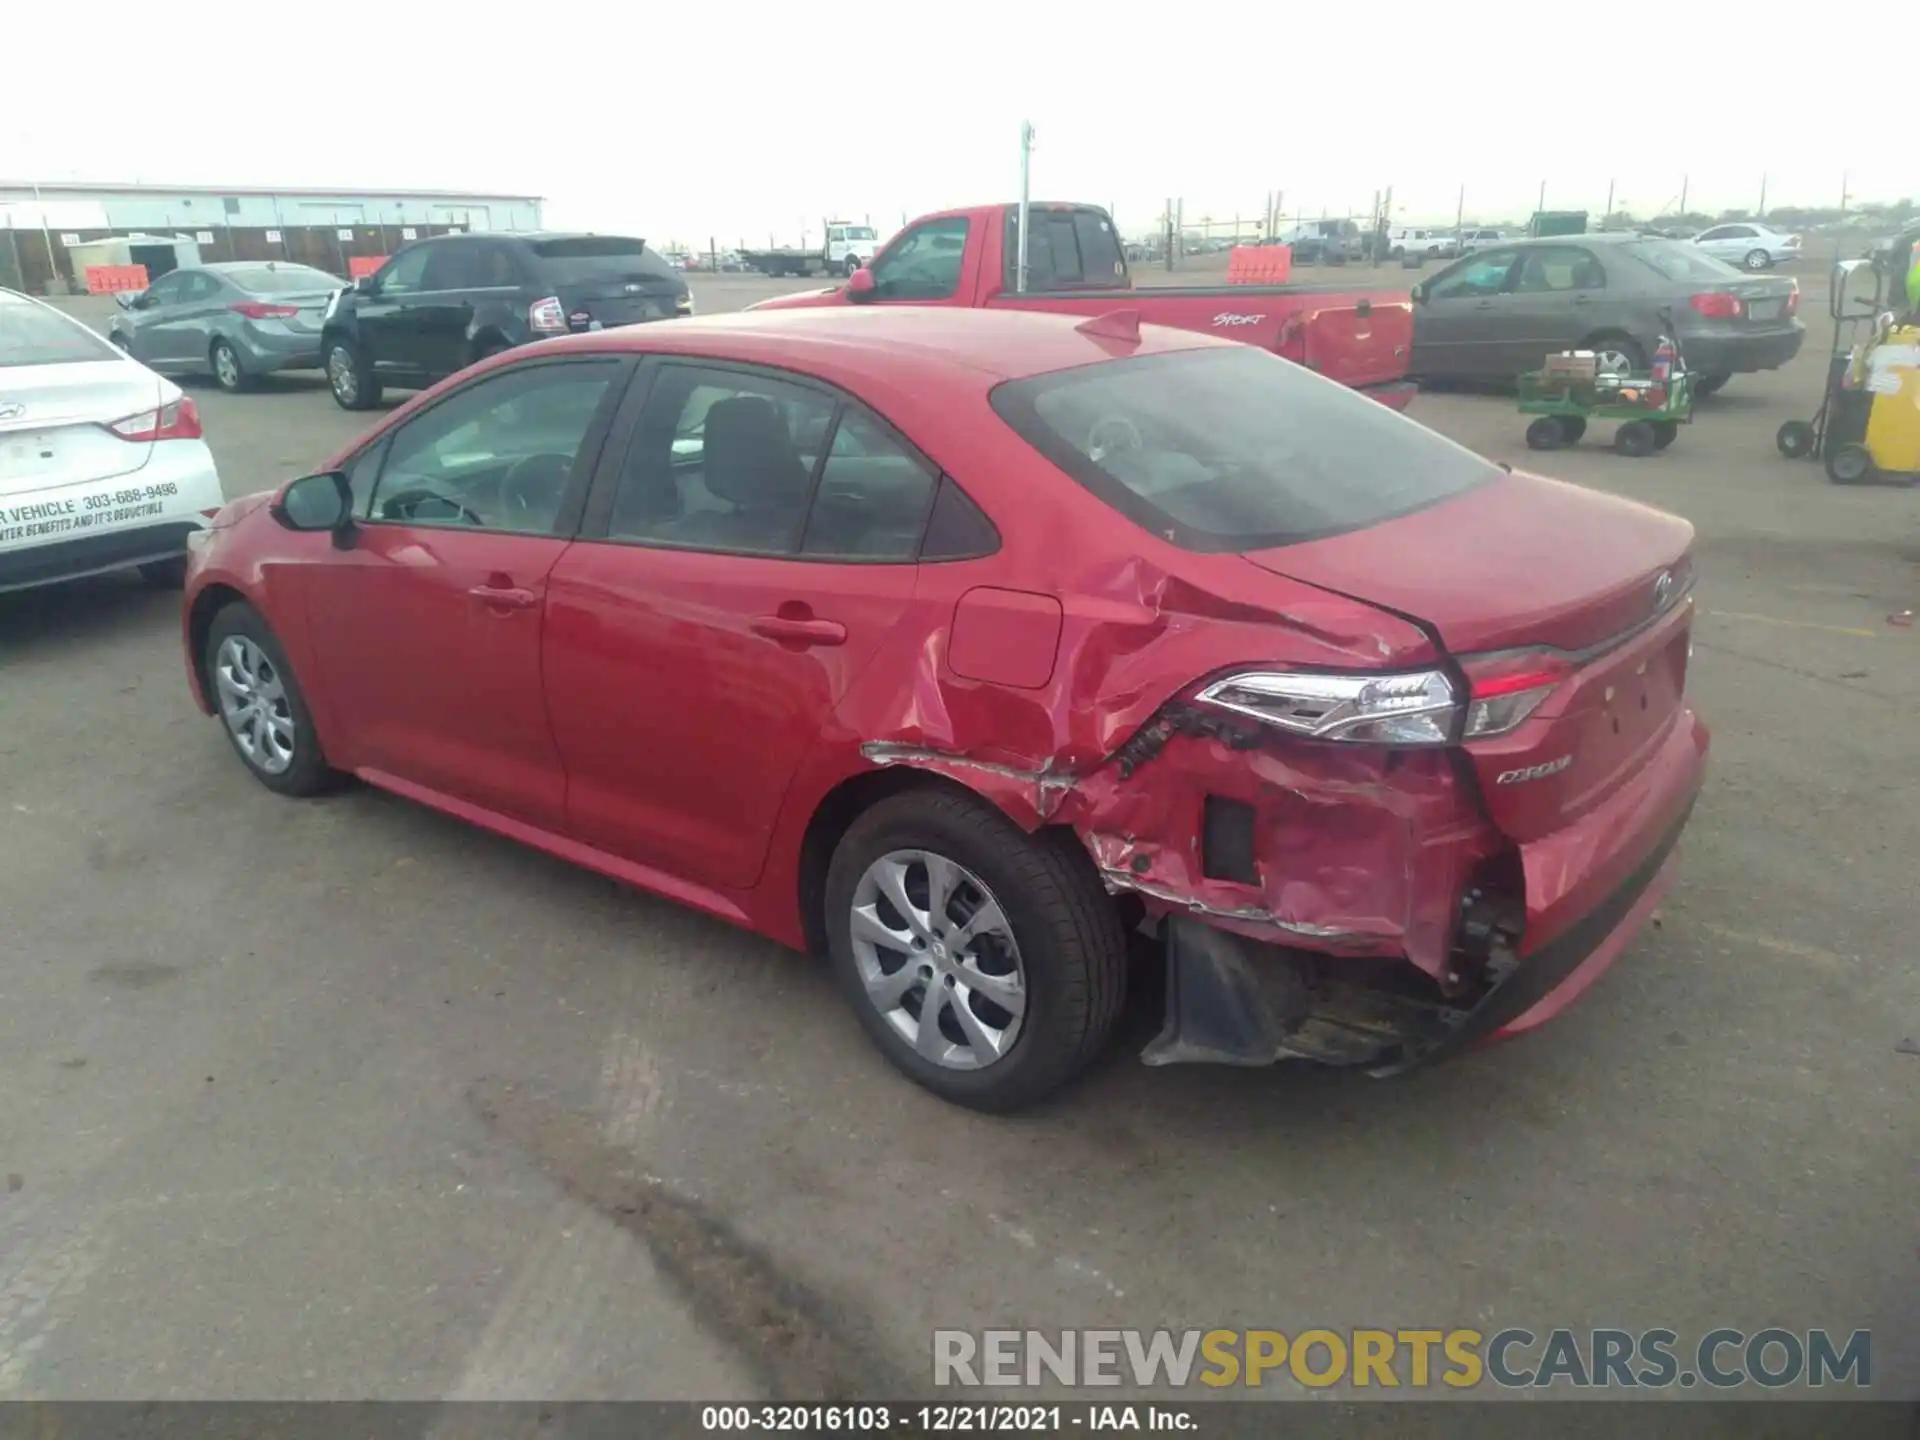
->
[187,583,248,707]
[797,766,1076,960]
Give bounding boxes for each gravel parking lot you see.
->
[3,266,1916,1418]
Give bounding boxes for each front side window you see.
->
[1513,246,1605,293]
[990,346,1501,552]
[1430,250,1517,300]
[366,360,620,533]
[377,244,434,295]
[868,217,969,300]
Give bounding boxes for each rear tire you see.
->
[1692,373,1729,398]
[1586,334,1647,378]
[204,602,342,798]
[325,338,380,411]
[822,788,1127,1113]
[1525,417,1566,450]
[1776,420,1817,458]
[1650,420,1679,450]
[210,338,253,394]
[1615,420,1657,457]
[1743,249,1770,271]
[1826,442,1875,485]
[1560,416,1587,443]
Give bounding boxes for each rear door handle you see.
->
[468,583,538,610]
[751,615,847,647]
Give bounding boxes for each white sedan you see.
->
[1,288,225,594]
[1692,222,1802,271]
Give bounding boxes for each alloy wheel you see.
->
[214,343,240,390]
[327,347,357,405]
[848,849,1028,1070]
[214,635,296,774]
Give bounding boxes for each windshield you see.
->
[0,297,121,367]
[990,346,1502,552]
[845,226,877,240]
[225,265,341,294]
[1623,240,1741,283]
[528,236,679,286]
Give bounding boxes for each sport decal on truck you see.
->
[1212,313,1266,327]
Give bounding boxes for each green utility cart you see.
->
[1518,366,1694,457]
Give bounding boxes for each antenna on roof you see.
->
[1074,309,1142,344]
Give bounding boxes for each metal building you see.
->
[0,181,543,293]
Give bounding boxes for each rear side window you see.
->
[989,346,1502,552]
[1624,240,1741,283]
[0,298,119,366]
[528,236,678,286]
[1010,209,1126,290]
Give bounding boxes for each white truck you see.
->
[738,220,882,278]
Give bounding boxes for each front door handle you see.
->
[468,583,538,611]
[751,615,847,647]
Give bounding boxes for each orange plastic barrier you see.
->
[1227,245,1292,285]
[348,256,386,279]
[84,264,150,295]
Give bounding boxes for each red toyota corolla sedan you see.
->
[180,305,1708,1111]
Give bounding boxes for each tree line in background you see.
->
[1597,199,1917,232]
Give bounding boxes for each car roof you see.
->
[530,304,1225,387]
[202,260,332,273]
[417,230,645,246]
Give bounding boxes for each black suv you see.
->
[320,232,692,410]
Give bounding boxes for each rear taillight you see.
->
[108,396,202,443]
[528,295,568,335]
[1688,292,1744,319]
[1786,283,1800,316]
[229,301,299,320]
[1458,649,1575,738]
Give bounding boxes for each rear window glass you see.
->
[527,236,679,286]
[1623,240,1741,283]
[224,265,341,293]
[989,346,1501,552]
[0,298,120,367]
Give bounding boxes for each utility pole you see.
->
[1678,175,1689,218]
[1604,179,1615,222]
[1538,179,1546,213]
[1840,170,1851,218]
[1455,183,1465,239]
[1015,120,1035,293]
[1758,173,1768,220]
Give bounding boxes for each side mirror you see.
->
[845,267,877,303]
[1409,282,1427,304]
[114,291,137,310]
[353,275,378,295]
[271,471,355,547]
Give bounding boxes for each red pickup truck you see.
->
[747,201,1416,408]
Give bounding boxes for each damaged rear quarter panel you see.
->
[782,481,1496,977]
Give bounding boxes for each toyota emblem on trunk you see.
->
[1652,570,1675,612]
[623,283,642,294]
[0,401,24,422]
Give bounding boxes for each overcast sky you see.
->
[6,3,1898,246]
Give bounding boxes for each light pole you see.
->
[1015,121,1036,293]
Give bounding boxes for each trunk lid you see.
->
[0,361,163,495]
[1244,470,1696,840]
[1719,275,1798,327]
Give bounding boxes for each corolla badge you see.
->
[0,401,24,422]
[1496,755,1572,786]
[1652,569,1675,612]
[623,283,643,295]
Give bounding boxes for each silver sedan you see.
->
[107,261,343,393]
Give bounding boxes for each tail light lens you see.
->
[1196,650,1576,746]
[1457,649,1575,738]
[1786,283,1800,316]
[1688,292,1744,319]
[108,396,202,442]
[229,301,299,320]
[528,296,568,335]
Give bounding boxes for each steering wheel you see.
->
[500,452,572,524]
[379,487,487,527]
[1087,416,1144,464]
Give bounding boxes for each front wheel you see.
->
[1826,442,1875,485]
[1744,249,1771,271]
[823,788,1127,1112]
[204,602,342,797]
[1776,420,1817,458]
[1525,417,1566,450]
[325,338,381,411]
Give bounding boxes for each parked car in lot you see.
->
[1692,223,1802,271]
[1280,219,1364,264]
[107,261,342,394]
[2,287,223,593]
[1387,227,1447,261]
[1409,233,1803,396]
[181,305,1709,1111]
[320,232,692,411]
[1458,227,1506,254]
